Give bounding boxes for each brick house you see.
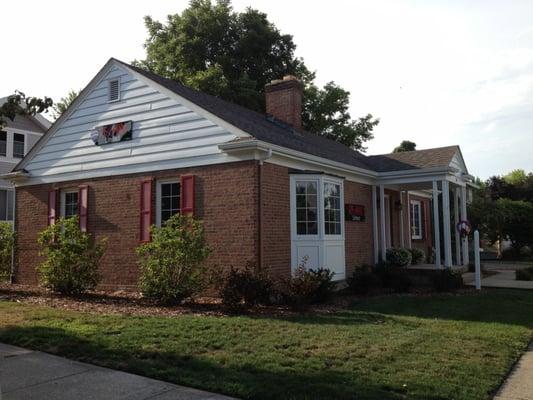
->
[4,59,475,289]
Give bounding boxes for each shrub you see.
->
[347,265,381,295]
[37,217,106,295]
[137,214,211,305]
[519,246,532,259]
[278,265,336,309]
[516,266,533,281]
[386,248,412,267]
[220,262,274,310]
[376,265,412,293]
[408,248,426,265]
[431,269,464,292]
[0,222,14,281]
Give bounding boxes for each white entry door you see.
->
[290,175,346,280]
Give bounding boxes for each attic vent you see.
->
[108,79,120,102]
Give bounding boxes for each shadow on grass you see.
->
[346,289,533,329]
[0,325,451,400]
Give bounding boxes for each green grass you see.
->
[0,290,532,399]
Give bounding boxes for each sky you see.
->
[2,0,532,179]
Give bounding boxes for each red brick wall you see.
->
[260,163,291,278]
[344,181,374,275]
[15,161,259,289]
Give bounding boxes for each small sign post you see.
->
[474,230,481,290]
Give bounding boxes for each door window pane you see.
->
[13,133,24,158]
[295,181,318,235]
[160,182,180,224]
[324,183,341,235]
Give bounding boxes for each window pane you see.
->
[161,197,171,210]
[324,182,341,235]
[297,222,306,235]
[0,190,6,220]
[160,182,181,224]
[295,181,318,235]
[307,221,317,235]
[64,192,79,218]
[0,131,6,157]
[13,133,24,158]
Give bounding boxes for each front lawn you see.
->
[0,290,531,399]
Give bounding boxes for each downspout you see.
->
[257,148,272,270]
[10,188,16,283]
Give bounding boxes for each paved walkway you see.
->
[494,344,533,400]
[0,343,236,400]
[463,269,533,290]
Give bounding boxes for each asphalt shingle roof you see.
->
[119,60,459,174]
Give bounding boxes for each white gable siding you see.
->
[450,152,467,174]
[23,64,242,184]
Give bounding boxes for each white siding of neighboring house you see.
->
[22,63,242,184]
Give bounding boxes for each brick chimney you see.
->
[265,75,302,130]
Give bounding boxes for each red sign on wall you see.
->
[345,204,365,221]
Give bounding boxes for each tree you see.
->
[0,91,53,129]
[135,0,378,151]
[393,140,417,153]
[52,89,80,120]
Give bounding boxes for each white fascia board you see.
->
[14,59,119,172]
[121,64,251,140]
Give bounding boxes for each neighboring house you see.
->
[3,59,475,288]
[0,97,50,223]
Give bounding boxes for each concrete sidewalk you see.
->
[494,343,533,400]
[0,343,236,400]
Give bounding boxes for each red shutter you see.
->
[140,179,152,242]
[78,186,88,232]
[180,175,195,216]
[47,189,58,226]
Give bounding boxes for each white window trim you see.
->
[410,199,423,240]
[12,132,26,159]
[108,78,121,103]
[60,189,79,218]
[155,179,180,227]
[290,174,345,241]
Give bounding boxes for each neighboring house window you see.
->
[0,131,6,157]
[410,200,423,240]
[13,133,25,158]
[61,190,79,218]
[0,189,14,221]
[295,181,318,235]
[156,180,180,226]
[324,182,341,235]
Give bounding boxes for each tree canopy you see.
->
[0,91,53,128]
[135,0,378,151]
[52,89,80,120]
[393,140,417,153]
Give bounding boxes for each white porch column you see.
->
[442,180,453,268]
[372,186,379,264]
[454,186,461,266]
[379,185,387,262]
[399,191,405,247]
[461,185,469,265]
[406,191,412,249]
[432,180,441,268]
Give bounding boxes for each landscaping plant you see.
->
[376,264,412,293]
[408,247,426,265]
[0,222,14,281]
[431,269,464,292]
[347,265,381,295]
[220,262,274,310]
[136,214,211,305]
[37,217,106,295]
[386,247,412,267]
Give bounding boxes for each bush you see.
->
[278,266,336,309]
[376,265,412,293]
[37,217,106,295]
[519,246,532,259]
[431,269,463,292]
[0,222,14,281]
[516,266,533,281]
[347,265,381,295]
[386,248,412,267]
[220,262,274,310]
[408,248,426,265]
[137,214,211,305]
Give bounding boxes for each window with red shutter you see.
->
[48,190,58,226]
[78,186,88,232]
[180,175,195,216]
[140,179,152,242]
